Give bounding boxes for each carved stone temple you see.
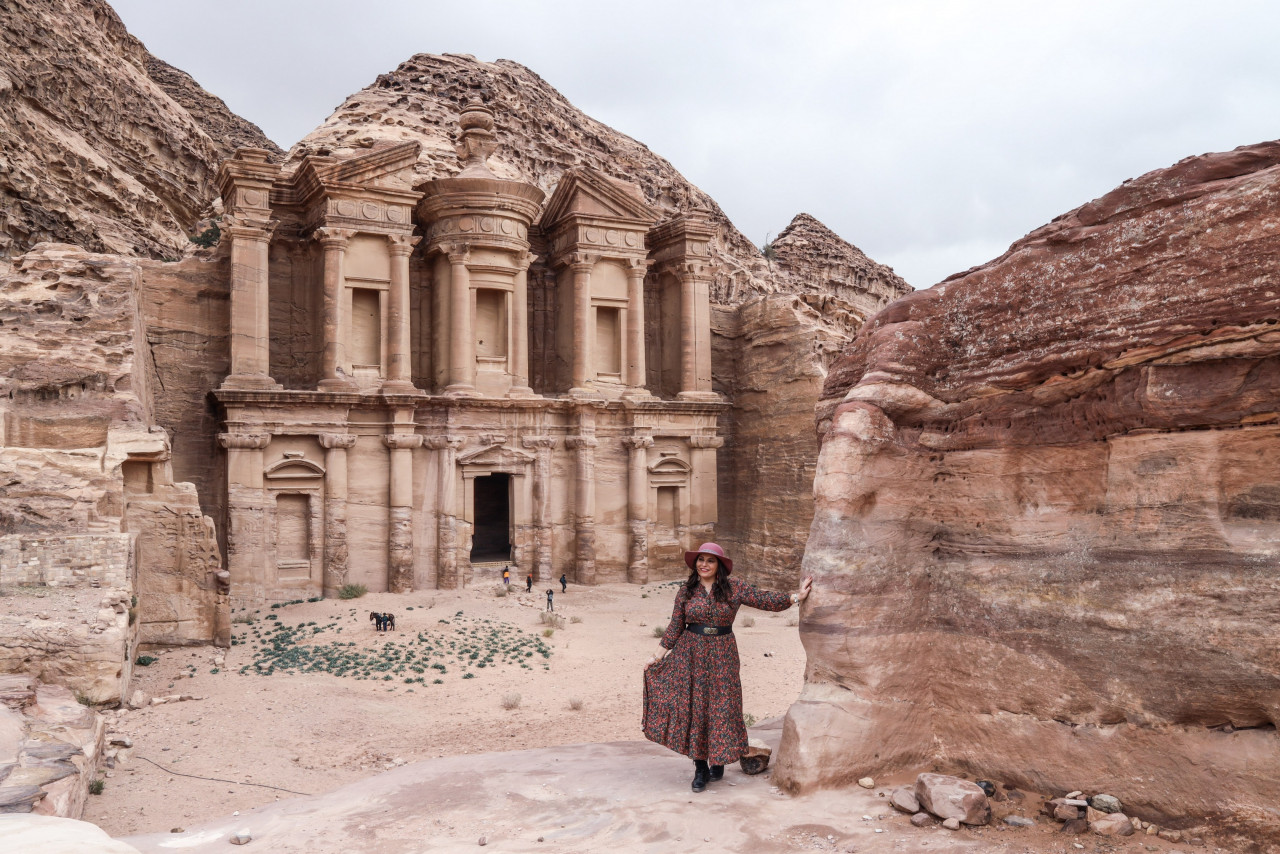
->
[213,102,725,605]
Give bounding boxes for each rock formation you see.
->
[777,140,1280,847]
[0,0,278,260]
[0,245,225,651]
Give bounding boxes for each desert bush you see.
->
[743,712,757,727]
[539,611,564,629]
[542,628,555,638]
[569,615,582,624]
[135,655,158,667]
[501,692,521,710]
[338,584,368,600]
[569,697,584,711]
[740,615,755,628]
[651,626,664,638]
[493,584,509,597]
[88,778,105,795]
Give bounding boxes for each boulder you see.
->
[913,774,991,826]
[889,786,920,814]
[0,814,142,852]
[1090,812,1135,837]
[738,739,771,776]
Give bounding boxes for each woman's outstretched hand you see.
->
[646,644,669,668]
[795,575,813,604]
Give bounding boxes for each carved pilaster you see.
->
[384,234,422,392]
[315,227,355,390]
[384,432,423,593]
[626,434,655,584]
[427,435,466,588]
[318,432,357,597]
[522,435,558,581]
[568,419,598,584]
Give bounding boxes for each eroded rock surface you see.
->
[0,0,277,260]
[777,141,1280,847]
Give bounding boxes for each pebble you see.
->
[478,836,486,846]
[229,830,251,845]
[910,812,932,828]
[942,817,960,831]
[857,777,874,788]
[1066,790,1083,799]
[1003,816,1035,827]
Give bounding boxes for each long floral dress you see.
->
[642,576,792,765]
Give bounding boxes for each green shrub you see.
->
[190,222,220,248]
[88,779,105,795]
[338,584,368,600]
[135,655,158,666]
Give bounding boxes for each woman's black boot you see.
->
[691,760,710,793]
[709,764,724,782]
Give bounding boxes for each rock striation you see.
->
[776,140,1280,846]
[0,0,278,260]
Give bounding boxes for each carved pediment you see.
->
[541,168,658,231]
[264,453,325,479]
[649,457,690,474]
[458,443,536,470]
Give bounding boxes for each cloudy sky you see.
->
[112,0,1280,289]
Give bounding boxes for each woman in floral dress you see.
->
[642,542,812,792]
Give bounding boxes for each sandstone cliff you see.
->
[0,0,278,260]
[778,141,1280,847]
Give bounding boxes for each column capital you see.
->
[679,260,712,281]
[445,242,472,264]
[514,250,539,272]
[218,432,271,450]
[387,233,421,257]
[521,435,559,451]
[566,435,599,451]
[625,434,655,450]
[318,433,358,450]
[424,435,466,451]
[688,435,725,449]
[624,257,653,276]
[568,252,597,272]
[383,434,426,450]
[224,219,277,242]
[314,226,354,249]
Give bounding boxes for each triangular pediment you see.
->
[541,168,658,230]
[287,142,422,200]
[458,443,536,469]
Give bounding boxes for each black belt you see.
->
[685,623,733,636]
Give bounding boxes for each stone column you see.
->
[384,432,423,593]
[318,432,357,598]
[626,434,655,584]
[383,234,421,393]
[566,414,598,584]
[569,255,594,392]
[218,432,271,605]
[624,259,650,396]
[316,228,355,390]
[689,435,725,526]
[678,262,698,395]
[509,251,536,397]
[223,222,278,389]
[522,435,558,581]
[445,244,477,395]
[426,435,465,588]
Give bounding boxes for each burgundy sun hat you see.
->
[684,542,732,574]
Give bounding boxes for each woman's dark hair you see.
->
[685,555,732,603]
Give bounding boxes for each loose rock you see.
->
[942,817,960,831]
[914,773,991,826]
[1090,812,1135,837]
[857,777,874,789]
[1089,793,1122,814]
[910,812,932,828]
[889,786,919,814]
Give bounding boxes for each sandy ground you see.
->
[88,581,1205,854]
[92,581,805,837]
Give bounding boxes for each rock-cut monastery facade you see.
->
[215,102,725,606]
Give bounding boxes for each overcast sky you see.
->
[112,0,1280,289]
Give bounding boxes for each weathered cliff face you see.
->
[777,141,1280,845]
[0,245,225,649]
[0,0,278,260]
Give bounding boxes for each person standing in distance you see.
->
[559,573,567,593]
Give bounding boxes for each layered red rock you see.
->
[775,141,1280,846]
[0,0,278,260]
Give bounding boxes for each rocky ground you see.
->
[65,580,1220,854]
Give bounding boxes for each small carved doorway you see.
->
[471,473,512,563]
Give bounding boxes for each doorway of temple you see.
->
[471,473,512,563]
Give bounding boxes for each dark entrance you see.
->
[470,474,512,562]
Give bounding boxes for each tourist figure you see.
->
[642,542,811,793]
[502,567,510,586]
[546,589,554,611]
[526,573,533,593]
[560,573,567,593]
